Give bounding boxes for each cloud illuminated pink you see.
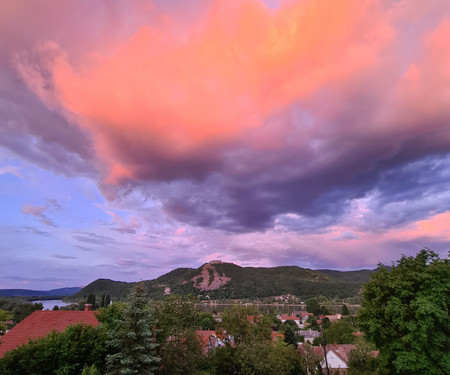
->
[17,0,394,184]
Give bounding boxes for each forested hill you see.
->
[70,262,375,301]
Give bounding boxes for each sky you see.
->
[0,0,449,290]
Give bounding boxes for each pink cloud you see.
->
[21,204,56,227]
[16,0,393,184]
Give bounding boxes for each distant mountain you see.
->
[71,261,375,301]
[316,269,375,283]
[0,287,82,297]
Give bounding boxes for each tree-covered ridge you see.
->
[71,262,372,301]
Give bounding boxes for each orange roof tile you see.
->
[0,310,99,357]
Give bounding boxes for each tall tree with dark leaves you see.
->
[359,249,450,375]
[106,283,159,375]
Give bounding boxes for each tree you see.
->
[281,320,300,348]
[106,283,159,375]
[0,309,12,335]
[341,304,350,316]
[87,294,96,309]
[347,338,378,375]
[237,339,304,375]
[158,329,204,375]
[221,305,271,344]
[322,318,355,344]
[359,249,450,375]
[306,298,321,316]
[152,294,201,346]
[299,342,322,375]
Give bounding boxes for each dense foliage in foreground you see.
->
[1,249,448,374]
[359,249,449,375]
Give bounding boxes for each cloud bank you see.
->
[0,0,449,287]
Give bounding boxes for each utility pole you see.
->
[319,322,330,375]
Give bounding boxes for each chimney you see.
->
[84,304,92,311]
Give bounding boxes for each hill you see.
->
[316,269,374,282]
[71,262,374,301]
[0,287,82,297]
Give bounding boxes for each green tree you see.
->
[96,301,126,332]
[299,342,322,375]
[152,294,201,346]
[199,312,216,330]
[359,249,450,375]
[347,338,378,375]
[0,309,12,335]
[81,364,101,375]
[87,294,96,309]
[221,305,271,344]
[281,320,300,348]
[306,298,321,316]
[237,340,304,375]
[322,318,355,344]
[158,329,204,375]
[106,283,159,375]
[341,304,350,316]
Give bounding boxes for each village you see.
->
[1,295,375,374]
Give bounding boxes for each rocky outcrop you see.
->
[191,263,230,291]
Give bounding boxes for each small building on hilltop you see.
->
[0,309,99,358]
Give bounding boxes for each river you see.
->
[32,299,72,310]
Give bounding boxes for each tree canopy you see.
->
[106,283,159,375]
[358,249,450,375]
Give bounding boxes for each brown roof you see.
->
[0,310,99,357]
[326,344,356,364]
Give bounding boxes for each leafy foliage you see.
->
[281,320,300,347]
[220,305,271,344]
[341,304,350,316]
[0,309,12,334]
[158,329,205,375]
[0,323,107,375]
[322,318,356,344]
[347,338,379,375]
[236,340,304,375]
[0,297,43,324]
[359,249,450,375]
[152,294,201,346]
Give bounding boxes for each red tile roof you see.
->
[0,310,99,357]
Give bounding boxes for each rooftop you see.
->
[0,310,99,357]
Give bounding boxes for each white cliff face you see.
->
[191,263,230,291]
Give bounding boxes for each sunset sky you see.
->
[1,0,449,290]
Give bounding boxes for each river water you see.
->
[32,299,72,310]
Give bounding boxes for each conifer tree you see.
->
[106,283,159,374]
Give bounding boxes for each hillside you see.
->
[317,269,374,282]
[0,287,82,297]
[71,261,372,301]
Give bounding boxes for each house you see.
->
[298,329,321,343]
[195,330,234,353]
[321,344,378,374]
[0,310,99,358]
[321,344,356,373]
[323,314,342,323]
[292,310,313,323]
[279,314,301,327]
